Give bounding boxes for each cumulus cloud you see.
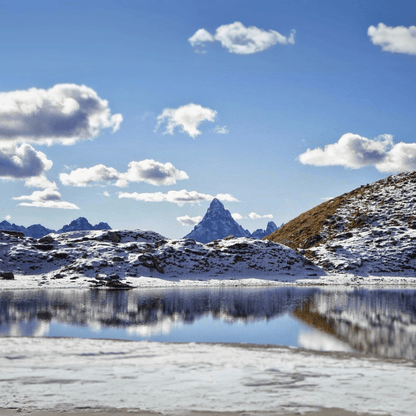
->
[5,215,11,221]
[375,142,416,173]
[60,164,119,187]
[368,23,416,55]
[176,215,203,226]
[0,84,122,145]
[13,188,79,209]
[119,189,238,206]
[231,212,244,220]
[24,175,57,190]
[248,212,274,220]
[60,159,189,187]
[188,28,215,47]
[189,22,295,54]
[298,133,416,173]
[214,126,229,134]
[0,143,53,180]
[155,103,217,138]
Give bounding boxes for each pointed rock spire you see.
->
[184,199,250,243]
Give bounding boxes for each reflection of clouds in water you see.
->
[298,329,356,353]
[89,322,102,333]
[126,315,183,337]
[3,320,50,337]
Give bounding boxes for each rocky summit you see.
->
[266,171,416,277]
[251,221,280,239]
[58,217,111,233]
[185,198,251,243]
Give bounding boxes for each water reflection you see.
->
[1,287,415,359]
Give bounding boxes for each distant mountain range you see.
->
[0,217,111,239]
[184,198,281,243]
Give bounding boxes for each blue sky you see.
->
[0,0,415,238]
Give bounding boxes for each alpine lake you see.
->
[1,284,416,361]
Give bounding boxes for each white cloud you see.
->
[24,175,57,190]
[5,215,11,221]
[13,188,79,210]
[177,215,203,226]
[60,164,119,187]
[0,143,53,180]
[119,189,238,206]
[368,23,416,55]
[189,22,295,54]
[0,84,122,145]
[231,212,244,220]
[298,133,393,169]
[103,191,110,197]
[298,133,416,173]
[248,212,274,220]
[214,126,229,134]
[60,159,189,187]
[188,28,215,48]
[155,103,217,138]
[375,142,416,173]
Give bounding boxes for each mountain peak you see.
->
[58,217,111,233]
[184,199,250,243]
[210,198,223,207]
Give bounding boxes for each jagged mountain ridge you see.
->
[185,199,251,243]
[251,221,280,239]
[0,217,111,238]
[184,199,279,243]
[58,217,111,233]
[266,171,416,276]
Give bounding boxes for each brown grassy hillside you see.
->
[264,179,395,251]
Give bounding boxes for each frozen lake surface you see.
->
[1,286,416,359]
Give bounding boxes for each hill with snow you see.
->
[266,171,416,276]
[0,228,323,288]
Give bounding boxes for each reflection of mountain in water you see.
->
[292,289,416,360]
[0,288,316,336]
[2,288,416,360]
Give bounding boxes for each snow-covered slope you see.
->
[267,171,416,277]
[0,228,323,288]
[185,198,251,243]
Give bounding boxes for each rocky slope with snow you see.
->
[0,228,323,288]
[267,171,416,276]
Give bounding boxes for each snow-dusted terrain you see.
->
[0,228,323,289]
[268,171,416,280]
[1,337,415,415]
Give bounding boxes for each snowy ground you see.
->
[0,337,415,416]
[1,272,416,290]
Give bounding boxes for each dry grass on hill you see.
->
[264,196,345,250]
[264,184,373,251]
